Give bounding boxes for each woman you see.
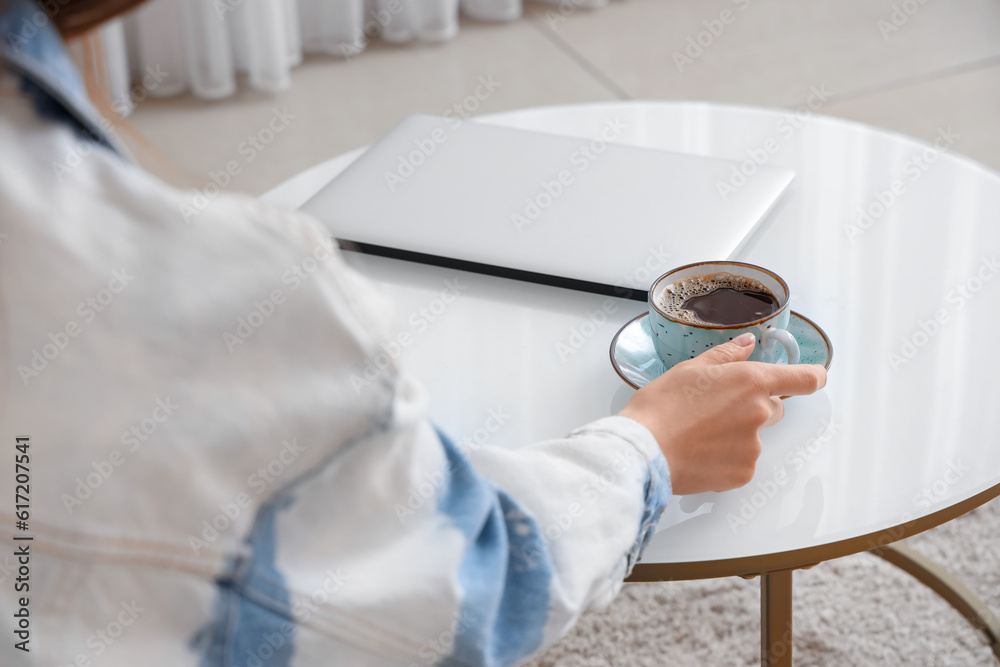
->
[0,1,825,665]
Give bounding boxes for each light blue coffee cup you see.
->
[648,261,800,367]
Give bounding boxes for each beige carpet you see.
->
[524,499,1000,666]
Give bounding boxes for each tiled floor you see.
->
[128,0,1000,196]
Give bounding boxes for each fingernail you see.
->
[733,332,755,347]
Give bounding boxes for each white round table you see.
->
[263,102,1000,666]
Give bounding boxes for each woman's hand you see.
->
[618,332,827,495]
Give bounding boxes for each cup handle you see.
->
[763,328,800,364]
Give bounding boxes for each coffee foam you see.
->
[655,272,776,325]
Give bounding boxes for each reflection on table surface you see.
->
[266,102,1000,567]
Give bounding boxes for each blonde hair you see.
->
[1,0,200,187]
[72,30,202,187]
[48,0,149,38]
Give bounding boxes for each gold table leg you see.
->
[871,543,1000,661]
[761,569,794,667]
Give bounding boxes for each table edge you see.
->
[626,481,1000,582]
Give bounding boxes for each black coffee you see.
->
[681,287,778,325]
[657,272,780,325]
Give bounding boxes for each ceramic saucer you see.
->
[610,311,833,390]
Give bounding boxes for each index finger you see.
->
[758,363,827,397]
